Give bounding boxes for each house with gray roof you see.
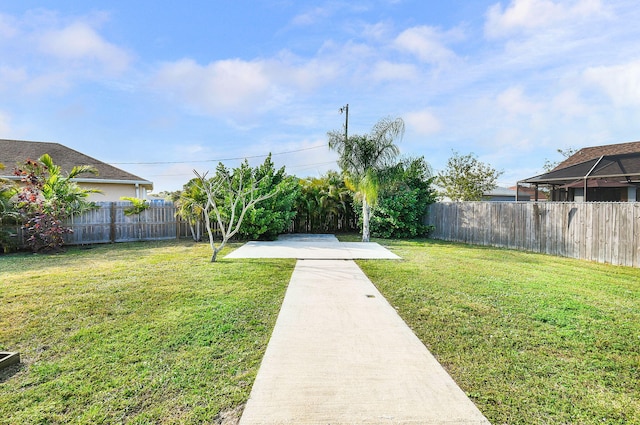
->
[0,139,153,201]
[520,141,640,202]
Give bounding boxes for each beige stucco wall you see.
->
[80,183,149,202]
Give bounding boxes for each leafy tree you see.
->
[328,116,404,242]
[237,154,300,240]
[437,151,502,201]
[194,159,279,262]
[13,154,101,252]
[368,156,437,238]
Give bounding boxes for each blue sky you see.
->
[2,0,640,192]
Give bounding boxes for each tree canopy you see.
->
[437,151,502,201]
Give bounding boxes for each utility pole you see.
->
[339,104,349,142]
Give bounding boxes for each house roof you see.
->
[0,139,152,188]
[553,140,640,170]
[522,141,640,186]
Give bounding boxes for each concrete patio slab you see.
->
[225,234,401,260]
[239,259,491,425]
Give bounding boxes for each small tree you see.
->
[120,197,150,216]
[175,179,207,242]
[194,160,278,262]
[13,155,100,252]
[437,151,502,201]
[368,156,437,238]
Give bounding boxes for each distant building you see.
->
[483,187,531,202]
[0,139,153,201]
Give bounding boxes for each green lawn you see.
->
[0,241,295,424]
[1,238,639,424]
[357,238,640,425]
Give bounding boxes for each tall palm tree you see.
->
[328,116,404,242]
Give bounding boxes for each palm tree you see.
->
[328,116,404,242]
[175,178,207,241]
[38,154,101,217]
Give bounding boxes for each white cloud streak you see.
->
[405,109,441,136]
[38,22,131,73]
[485,0,607,38]
[394,26,458,65]
[584,60,640,106]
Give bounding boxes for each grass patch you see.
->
[356,238,640,425]
[0,240,295,424]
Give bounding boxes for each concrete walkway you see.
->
[226,234,401,260]
[233,235,490,425]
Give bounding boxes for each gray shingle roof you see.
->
[0,139,151,185]
[553,140,640,170]
[524,151,640,184]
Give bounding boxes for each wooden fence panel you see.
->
[426,201,640,268]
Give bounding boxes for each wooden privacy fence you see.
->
[4,202,185,247]
[65,202,179,244]
[426,202,640,268]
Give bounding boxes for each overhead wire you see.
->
[108,144,327,165]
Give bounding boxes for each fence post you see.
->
[110,202,116,243]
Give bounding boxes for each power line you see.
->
[108,144,327,165]
[144,160,338,178]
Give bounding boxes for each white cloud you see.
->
[551,90,589,116]
[405,109,441,135]
[485,0,607,38]
[153,51,342,119]
[497,86,541,116]
[291,7,332,26]
[584,60,640,106]
[38,22,131,73]
[371,61,417,82]
[394,26,457,65]
[154,58,273,116]
[361,21,392,41]
[0,13,18,38]
[0,66,27,91]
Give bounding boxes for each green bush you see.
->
[238,155,300,240]
[358,156,437,239]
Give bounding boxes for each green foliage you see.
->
[364,157,437,238]
[175,178,207,241]
[120,197,150,216]
[194,156,284,261]
[437,151,502,201]
[13,155,100,252]
[295,171,355,233]
[0,162,19,253]
[238,155,300,240]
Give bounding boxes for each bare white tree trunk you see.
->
[362,197,371,242]
[194,170,278,262]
